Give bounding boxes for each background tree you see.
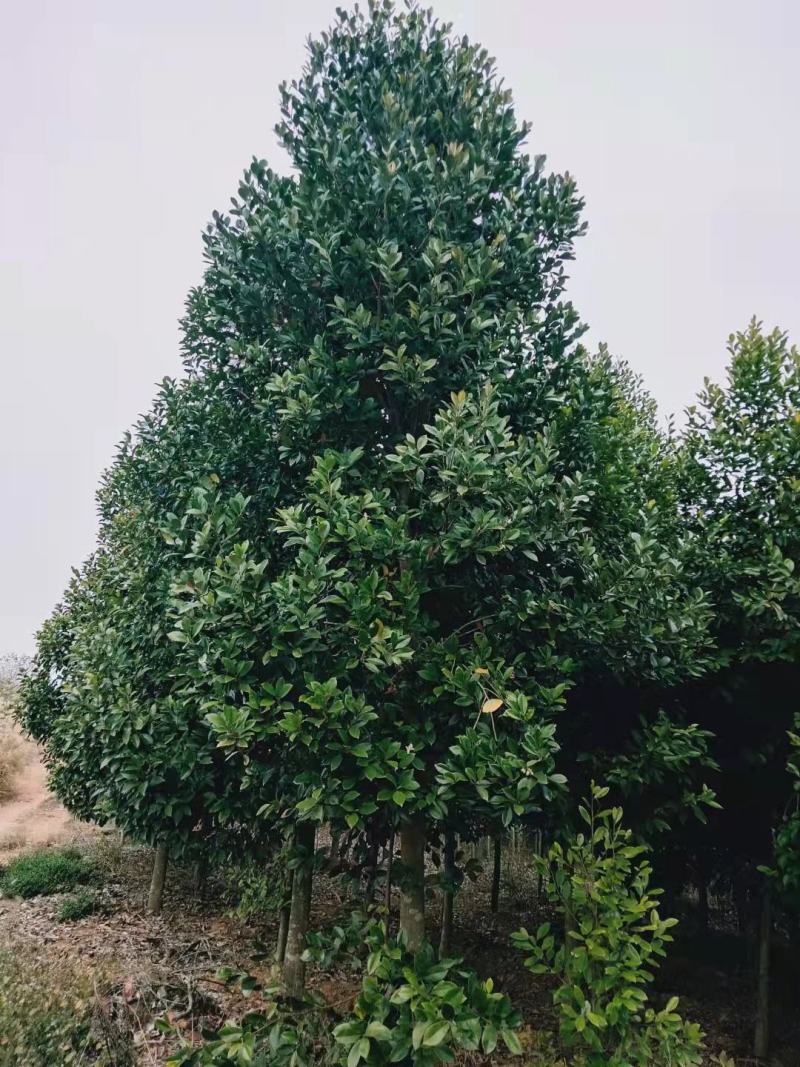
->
[677,320,800,1057]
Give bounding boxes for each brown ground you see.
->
[0,751,84,857]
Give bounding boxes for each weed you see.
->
[57,888,99,921]
[0,847,98,898]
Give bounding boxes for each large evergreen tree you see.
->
[22,2,712,992]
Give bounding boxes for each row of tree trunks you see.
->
[145,831,776,1060]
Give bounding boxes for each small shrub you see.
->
[224,855,289,921]
[0,847,98,898]
[333,928,522,1065]
[512,783,703,1067]
[88,830,128,875]
[164,989,336,1066]
[57,888,99,922]
[302,909,378,971]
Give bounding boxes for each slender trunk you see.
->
[275,864,292,966]
[328,829,341,864]
[439,831,455,959]
[754,881,772,1060]
[399,820,426,952]
[384,829,395,913]
[491,835,502,913]
[275,898,290,965]
[283,823,315,998]
[193,856,208,899]
[147,842,168,915]
[364,836,379,904]
[734,876,748,937]
[697,868,709,933]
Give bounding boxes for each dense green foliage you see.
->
[334,933,522,1064]
[20,0,714,905]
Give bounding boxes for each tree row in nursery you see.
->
[18,2,799,1062]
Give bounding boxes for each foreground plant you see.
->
[334,928,522,1065]
[0,949,129,1067]
[165,995,335,1067]
[166,926,520,1067]
[512,784,703,1066]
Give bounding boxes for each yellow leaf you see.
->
[481,698,503,714]
[473,667,489,675]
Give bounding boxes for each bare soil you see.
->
[0,752,85,856]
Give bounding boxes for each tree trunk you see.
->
[275,898,290,965]
[491,835,502,913]
[697,867,709,934]
[283,823,315,998]
[399,820,426,952]
[439,831,455,959]
[364,835,379,904]
[536,830,545,900]
[147,842,168,915]
[193,856,208,899]
[274,864,293,965]
[754,880,772,1060]
[328,829,340,862]
[384,829,395,913]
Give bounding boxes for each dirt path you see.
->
[0,747,83,857]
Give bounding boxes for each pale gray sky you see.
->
[2,0,799,654]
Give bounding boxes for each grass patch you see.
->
[0,847,98,899]
[57,888,99,922]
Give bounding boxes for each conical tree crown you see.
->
[183,1,585,463]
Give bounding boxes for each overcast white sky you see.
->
[2,0,799,655]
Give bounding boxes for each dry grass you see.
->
[0,707,29,802]
[0,829,26,852]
